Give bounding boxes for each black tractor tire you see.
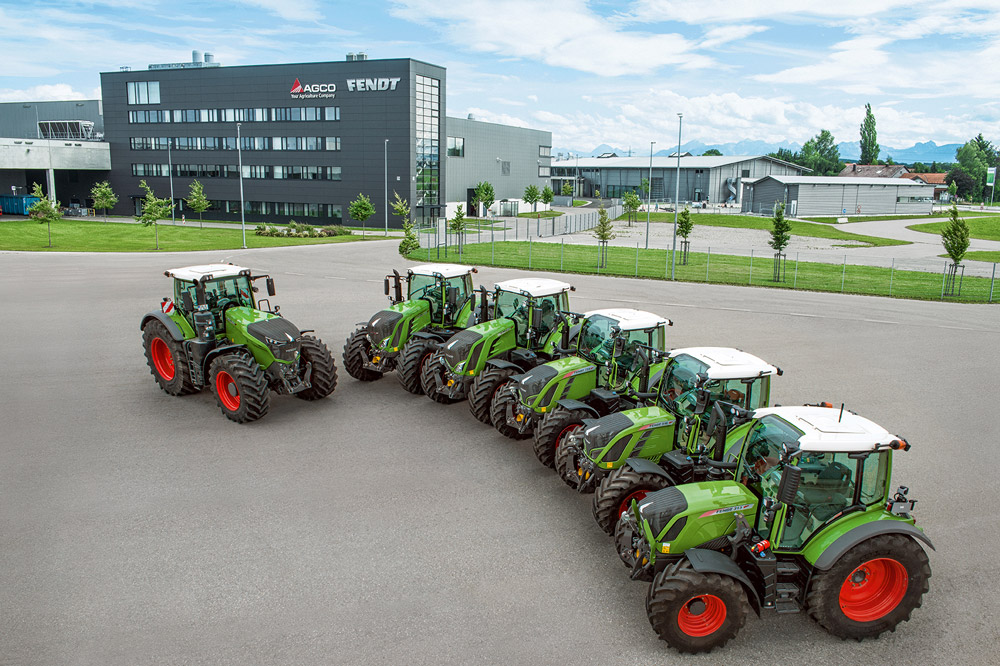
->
[397,337,437,395]
[806,533,930,641]
[532,408,589,469]
[646,560,748,654]
[142,319,196,396]
[593,467,673,535]
[469,365,518,424]
[554,438,596,493]
[209,352,270,423]
[342,326,382,382]
[614,513,652,581]
[490,382,531,440]
[420,350,464,404]
[295,335,338,400]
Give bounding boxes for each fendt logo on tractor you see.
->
[290,78,336,99]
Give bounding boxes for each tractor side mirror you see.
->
[384,277,390,296]
[266,277,276,297]
[531,306,543,328]
[181,290,194,312]
[446,286,459,307]
[612,336,626,357]
[694,388,710,414]
[695,371,709,388]
[776,465,802,505]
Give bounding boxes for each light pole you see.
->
[167,137,176,224]
[237,122,247,249]
[645,141,655,249]
[384,139,389,236]
[670,113,683,280]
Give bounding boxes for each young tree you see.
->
[769,202,791,253]
[561,181,573,197]
[941,203,970,265]
[449,204,467,253]
[947,180,959,201]
[90,180,117,223]
[524,184,540,216]
[392,192,420,258]
[639,177,650,201]
[621,191,641,227]
[677,206,693,240]
[348,193,376,237]
[541,185,554,209]
[474,181,495,217]
[859,103,879,165]
[185,180,211,229]
[136,180,173,250]
[28,182,62,248]
[592,203,615,268]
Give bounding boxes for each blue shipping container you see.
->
[0,195,41,216]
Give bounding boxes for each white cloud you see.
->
[0,84,90,102]
[232,0,323,21]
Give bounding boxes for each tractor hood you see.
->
[639,481,758,553]
[368,300,430,349]
[227,307,301,362]
[516,355,596,399]
[584,405,676,464]
[440,318,512,368]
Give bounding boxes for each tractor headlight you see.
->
[455,361,466,373]
[380,336,392,349]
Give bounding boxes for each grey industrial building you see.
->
[550,155,808,204]
[741,175,935,217]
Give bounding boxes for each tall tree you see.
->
[859,103,879,165]
[348,193,376,237]
[392,192,419,258]
[474,181,495,217]
[941,203,969,265]
[769,147,799,164]
[946,167,974,199]
[185,180,210,229]
[701,149,722,156]
[28,182,62,248]
[955,139,990,201]
[90,180,117,223]
[800,129,843,175]
[136,180,173,250]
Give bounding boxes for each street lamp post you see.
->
[645,141,655,249]
[670,113,683,280]
[167,138,175,224]
[237,122,247,249]
[384,139,389,236]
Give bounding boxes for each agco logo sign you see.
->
[290,78,336,99]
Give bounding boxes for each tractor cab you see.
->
[393,264,477,328]
[577,309,670,389]
[166,264,276,334]
[492,278,573,349]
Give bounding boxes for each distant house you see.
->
[839,163,910,178]
[902,172,950,201]
[741,175,934,217]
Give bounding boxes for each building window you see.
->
[539,145,551,157]
[415,75,440,208]
[127,81,160,105]
[538,166,551,178]
[324,106,341,121]
[742,169,750,177]
[447,136,464,157]
[325,136,341,151]
[501,160,511,176]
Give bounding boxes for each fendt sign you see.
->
[345,77,402,92]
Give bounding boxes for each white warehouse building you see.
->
[741,175,935,217]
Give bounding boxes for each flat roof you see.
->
[753,406,899,452]
[165,264,248,281]
[669,347,778,379]
[585,308,671,331]
[752,175,931,187]
[550,155,808,172]
[495,278,573,298]
[408,264,473,278]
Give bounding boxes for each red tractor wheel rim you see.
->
[839,557,908,622]
[618,490,649,519]
[677,594,727,637]
[216,371,241,411]
[555,423,582,453]
[151,337,175,381]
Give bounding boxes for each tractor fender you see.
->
[812,521,935,571]
[684,548,762,616]
[410,330,449,344]
[203,344,248,374]
[624,457,672,479]
[485,358,522,372]
[555,398,600,418]
[141,311,185,341]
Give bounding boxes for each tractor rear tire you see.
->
[532,408,588,469]
[397,337,436,395]
[490,383,531,440]
[420,350,464,404]
[593,467,673,535]
[469,366,518,425]
[343,326,382,382]
[806,533,930,641]
[295,335,338,400]
[142,319,195,396]
[646,560,748,654]
[209,352,270,423]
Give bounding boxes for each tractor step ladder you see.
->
[774,582,802,614]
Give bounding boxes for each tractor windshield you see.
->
[662,354,709,399]
[578,315,619,363]
[408,274,467,324]
[175,275,254,325]
[701,376,769,410]
[495,290,532,344]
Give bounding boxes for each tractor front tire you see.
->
[554,439,595,492]
[646,560,748,654]
[532,408,588,469]
[397,337,437,395]
[209,353,270,423]
[343,326,382,382]
[490,383,531,440]
[142,319,195,396]
[593,467,673,535]
[295,335,338,400]
[420,350,464,404]
[469,366,518,424]
[806,534,930,641]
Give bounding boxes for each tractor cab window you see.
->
[408,274,448,323]
[441,275,471,325]
[529,292,567,340]
[495,290,531,346]
[859,451,889,506]
[779,450,860,549]
[663,354,708,400]
[701,377,758,410]
[745,376,769,410]
[613,328,657,377]
[578,315,618,363]
[174,275,253,326]
[738,416,801,540]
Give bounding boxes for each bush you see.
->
[252,222,351,238]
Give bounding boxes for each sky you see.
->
[2,0,999,154]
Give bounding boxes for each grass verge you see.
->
[908,217,1000,241]
[517,211,563,218]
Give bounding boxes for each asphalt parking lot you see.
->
[2,240,999,665]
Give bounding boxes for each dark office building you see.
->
[100,56,445,226]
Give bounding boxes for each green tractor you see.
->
[563,347,781,533]
[505,310,673,468]
[420,278,577,422]
[343,264,483,394]
[140,264,338,423]
[617,404,931,653]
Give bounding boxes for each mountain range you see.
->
[553,141,962,165]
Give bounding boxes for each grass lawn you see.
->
[615,213,908,247]
[407,240,995,302]
[573,200,589,207]
[908,216,1000,241]
[0,218,391,252]
[517,210,563,218]
[962,251,1000,263]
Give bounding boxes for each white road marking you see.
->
[285,272,305,276]
[324,276,347,280]
[788,312,818,317]
[862,319,898,324]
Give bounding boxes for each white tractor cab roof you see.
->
[752,405,906,454]
[585,308,671,332]
[408,264,475,279]
[165,264,250,282]
[669,347,779,380]
[494,278,574,299]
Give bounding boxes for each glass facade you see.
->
[415,75,440,209]
[128,106,340,124]
[132,163,341,180]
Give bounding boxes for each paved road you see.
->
[2,240,998,665]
